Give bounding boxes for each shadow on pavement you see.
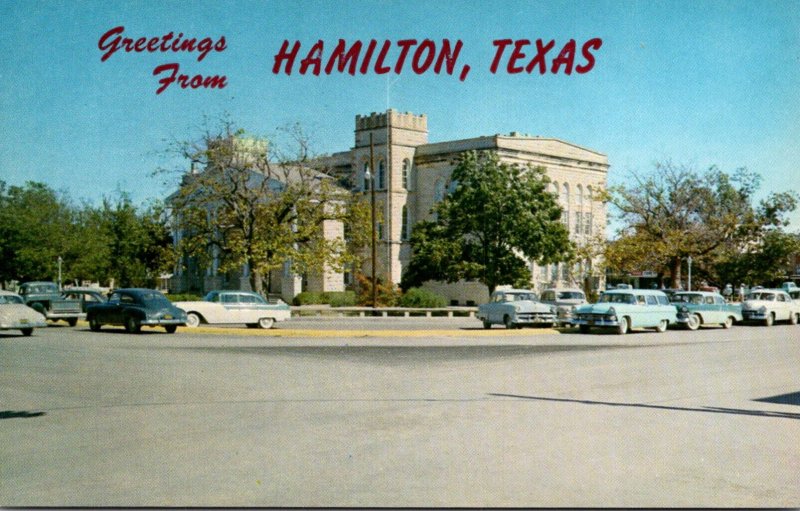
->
[487,393,800,420]
[755,391,800,406]
[0,410,46,420]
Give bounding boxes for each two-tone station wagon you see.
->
[573,288,675,334]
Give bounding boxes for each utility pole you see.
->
[370,134,377,309]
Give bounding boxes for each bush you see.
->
[166,293,202,302]
[293,291,356,306]
[398,288,448,308]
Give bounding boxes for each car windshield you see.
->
[0,294,24,304]
[24,284,57,294]
[557,291,585,300]
[505,293,535,302]
[598,293,637,304]
[671,293,703,304]
[747,292,776,301]
[140,292,172,306]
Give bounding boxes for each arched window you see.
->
[362,161,370,191]
[402,159,411,190]
[561,183,570,206]
[377,160,385,189]
[551,181,559,196]
[576,185,583,208]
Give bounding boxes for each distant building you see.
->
[170,109,609,304]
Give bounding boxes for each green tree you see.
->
[713,230,800,287]
[605,161,797,287]
[0,181,76,284]
[402,151,573,295]
[164,119,361,295]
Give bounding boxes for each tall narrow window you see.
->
[401,206,409,240]
[377,160,385,189]
[575,211,583,235]
[402,159,410,190]
[434,178,445,202]
[576,185,584,208]
[362,161,370,191]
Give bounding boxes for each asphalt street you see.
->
[1,321,799,507]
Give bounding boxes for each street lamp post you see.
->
[57,256,63,291]
[687,256,693,291]
[365,133,377,309]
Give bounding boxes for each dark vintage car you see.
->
[86,288,187,334]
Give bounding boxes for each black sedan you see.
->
[86,288,187,334]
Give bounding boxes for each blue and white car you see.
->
[573,288,676,334]
[671,291,742,330]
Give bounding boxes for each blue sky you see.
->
[1,0,799,232]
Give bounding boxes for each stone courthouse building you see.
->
[171,109,609,304]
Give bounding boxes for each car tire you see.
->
[21,328,33,336]
[258,318,275,329]
[125,316,141,333]
[482,320,492,330]
[579,325,591,334]
[503,315,514,330]
[185,312,201,328]
[655,319,668,333]
[616,317,629,335]
[89,316,101,332]
[722,316,734,329]
[686,314,700,331]
[791,313,799,326]
[164,325,178,334]
[764,313,774,327]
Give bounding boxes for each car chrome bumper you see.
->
[141,318,186,326]
[45,312,86,320]
[1,319,48,329]
[574,317,619,327]
[741,311,767,320]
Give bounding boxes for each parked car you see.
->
[573,288,675,334]
[18,281,84,326]
[86,288,187,333]
[539,288,588,327]
[0,290,48,336]
[788,289,800,303]
[740,289,800,326]
[174,290,290,329]
[61,288,108,313]
[670,291,742,330]
[477,289,556,329]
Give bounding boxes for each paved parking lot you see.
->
[1,323,799,507]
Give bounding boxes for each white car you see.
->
[175,290,290,329]
[539,288,588,327]
[0,290,48,336]
[477,289,556,329]
[740,289,800,326]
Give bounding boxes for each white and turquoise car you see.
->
[671,291,742,330]
[573,289,675,334]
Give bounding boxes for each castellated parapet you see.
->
[355,109,428,148]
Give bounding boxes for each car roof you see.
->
[673,291,718,296]
[497,289,536,294]
[603,288,666,295]
[0,289,22,296]
[543,288,584,293]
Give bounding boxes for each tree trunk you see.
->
[670,257,682,289]
[250,268,264,295]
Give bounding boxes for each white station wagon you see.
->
[175,290,291,329]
